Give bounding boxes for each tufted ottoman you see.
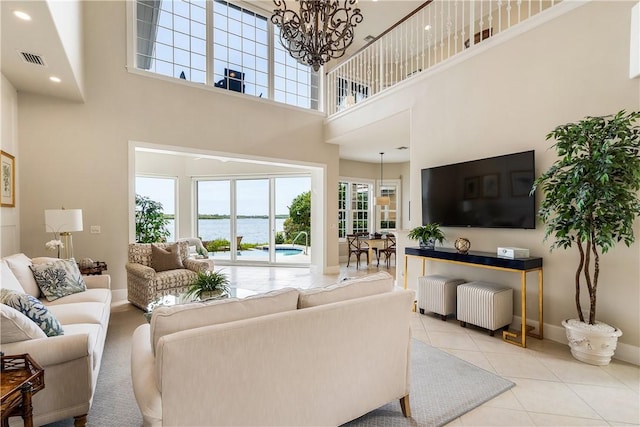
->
[457,281,513,335]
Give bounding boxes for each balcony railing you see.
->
[326,0,561,117]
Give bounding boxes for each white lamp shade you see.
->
[375,196,391,206]
[45,209,83,233]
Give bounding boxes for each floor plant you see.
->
[532,110,640,365]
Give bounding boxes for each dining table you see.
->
[358,235,388,266]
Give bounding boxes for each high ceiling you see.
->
[1,0,421,163]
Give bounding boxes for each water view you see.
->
[167,218,287,244]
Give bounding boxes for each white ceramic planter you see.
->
[562,319,622,366]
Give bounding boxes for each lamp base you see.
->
[60,232,75,260]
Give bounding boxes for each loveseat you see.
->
[0,253,112,426]
[126,241,211,311]
[131,271,414,426]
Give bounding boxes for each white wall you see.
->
[16,1,340,297]
[328,1,640,361]
[0,74,20,256]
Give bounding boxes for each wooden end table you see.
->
[1,353,45,427]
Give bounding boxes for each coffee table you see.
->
[144,287,257,321]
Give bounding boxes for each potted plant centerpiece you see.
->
[532,110,640,365]
[408,223,445,249]
[185,269,230,301]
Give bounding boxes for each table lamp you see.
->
[45,208,83,259]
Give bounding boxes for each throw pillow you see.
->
[0,289,64,337]
[29,258,87,301]
[151,243,184,272]
[1,260,26,294]
[0,303,47,343]
[4,253,41,297]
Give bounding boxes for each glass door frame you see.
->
[194,174,311,266]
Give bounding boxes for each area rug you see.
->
[343,339,515,427]
[47,305,513,427]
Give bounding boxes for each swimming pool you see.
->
[211,247,304,257]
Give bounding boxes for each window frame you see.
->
[126,0,323,112]
[338,178,374,240]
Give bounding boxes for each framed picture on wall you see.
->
[1,150,15,207]
[482,173,499,198]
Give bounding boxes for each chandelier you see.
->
[271,0,363,72]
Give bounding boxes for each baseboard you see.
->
[514,316,640,366]
[111,288,128,303]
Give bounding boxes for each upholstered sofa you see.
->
[0,253,112,427]
[131,271,414,426]
[126,241,211,311]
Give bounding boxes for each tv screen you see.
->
[421,150,536,229]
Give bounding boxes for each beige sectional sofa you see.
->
[131,271,415,426]
[0,253,112,427]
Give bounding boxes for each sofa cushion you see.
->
[1,260,25,293]
[4,253,40,297]
[0,303,47,343]
[150,287,299,355]
[298,271,394,308]
[48,302,110,326]
[43,288,111,306]
[30,258,87,301]
[151,243,184,272]
[0,289,64,337]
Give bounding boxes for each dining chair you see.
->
[378,234,396,268]
[346,234,369,268]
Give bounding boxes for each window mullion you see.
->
[206,0,214,86]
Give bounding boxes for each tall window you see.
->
[134,0,320,110]
[378,180,400,231]
[135,176,177,241]
[338,180,372,238]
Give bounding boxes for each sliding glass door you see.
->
[196,175,310,265]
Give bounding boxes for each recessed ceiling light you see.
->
[13,10,32,21]
[49,76,61,83]
[424,24,432,31]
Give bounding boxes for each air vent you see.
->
[18,51,47,67]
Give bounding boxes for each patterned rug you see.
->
[343,339,515,427]
[47,305,513,427]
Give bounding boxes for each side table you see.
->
[1,353,45,427]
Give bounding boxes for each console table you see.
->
[404,247,543,348]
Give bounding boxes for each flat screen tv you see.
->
[421,150,536,229]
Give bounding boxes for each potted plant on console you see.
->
[532,110,640,365]
[408,223,445,250]
[185,269,230,300]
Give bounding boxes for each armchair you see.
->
[126,241,210,311]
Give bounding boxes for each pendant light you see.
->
[375,152,390,206]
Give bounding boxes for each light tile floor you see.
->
[218,263,640,426]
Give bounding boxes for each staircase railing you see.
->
[326,0,562,117]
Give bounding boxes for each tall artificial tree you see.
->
[532,110,640,325]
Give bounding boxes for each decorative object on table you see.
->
[497,247,529,259]
[532,110,640,365]
[1,150,15,207]
[78,260,107,276]
[408,223,445,250]
[454,237,471,254]
[44,239,64,258]
[0,352,45,427]
[184,269,230,300]
[271,0,363,72]
[78,258,94,269]
[44,208,83,259]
